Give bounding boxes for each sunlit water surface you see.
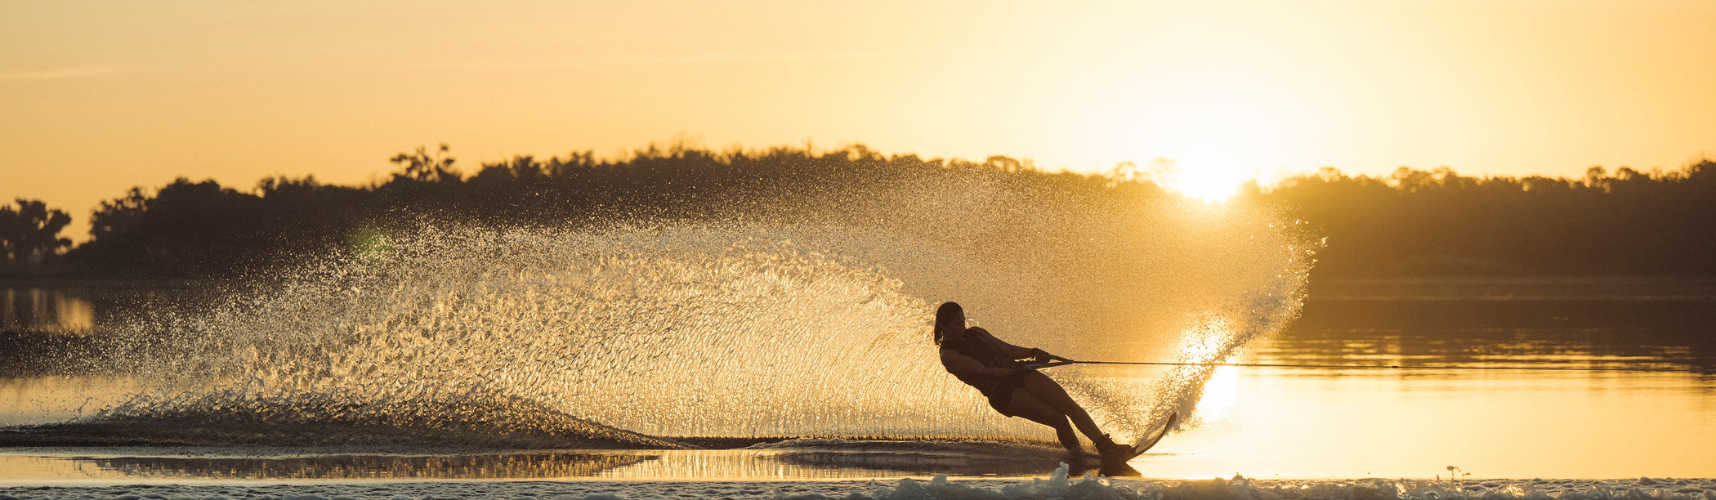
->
[3,258,1713,483]
[5,279,1712,481]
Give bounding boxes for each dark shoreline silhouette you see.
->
[2,143,1711,280]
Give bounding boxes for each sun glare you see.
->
[1126,101,1273,203]
[1166,157,1251,203]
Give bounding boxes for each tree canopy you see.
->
[0,199,72,266]
[1249,162,1716,276]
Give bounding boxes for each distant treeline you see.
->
[1246,163,1716,276]
[2,143,1711,278]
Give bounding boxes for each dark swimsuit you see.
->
[942,329,1029,417]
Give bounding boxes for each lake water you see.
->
[1,278,1712,481]
[1,287,95,333]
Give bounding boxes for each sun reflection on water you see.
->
[1192,365,1238,423]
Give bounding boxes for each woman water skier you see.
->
[934,301,1130,461]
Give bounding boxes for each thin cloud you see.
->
[612,50,914,65]
[417,49,959,72]
[0,64,133,82]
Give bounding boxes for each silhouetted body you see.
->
[934,301,1126,461]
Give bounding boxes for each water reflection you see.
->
[1146,365,1716,479]
[1284,283,1716,373]
[1256,332,1712,374]
[0,279,1712,480]
[1,288,94,333]
[1125,285,1716,479]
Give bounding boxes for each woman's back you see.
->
[940,328,1018,386]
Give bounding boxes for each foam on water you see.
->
[35,175,1314,445]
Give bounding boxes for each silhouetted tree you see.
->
[0,199,72,265]
[1246,159,1716,277]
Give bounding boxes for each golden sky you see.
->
[4,1,1715,221]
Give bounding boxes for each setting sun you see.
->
[1162,157,1253,203]
[1128,101,1276,202]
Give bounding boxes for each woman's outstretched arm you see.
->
[968,327,1058,361]
[940,348,1021,378]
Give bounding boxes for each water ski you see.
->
[1107,411,1179,463]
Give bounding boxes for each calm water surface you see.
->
[1149,279,1715,479]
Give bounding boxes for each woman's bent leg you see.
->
[1001,389,1083,456]
[1020,371,1114,446]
